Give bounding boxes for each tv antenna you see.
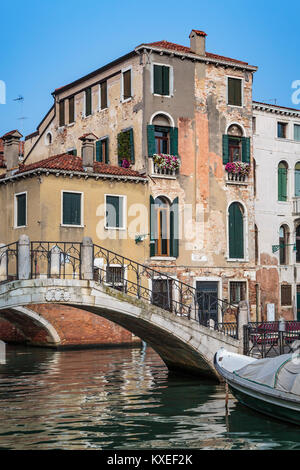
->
[13,95,28,134]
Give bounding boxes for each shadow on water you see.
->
[0,344,299,450]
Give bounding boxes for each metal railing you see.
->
[0,242,18,284]
[30,241,82,279]
[243,321,300,358]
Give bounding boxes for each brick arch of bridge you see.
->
[0,278,241,379]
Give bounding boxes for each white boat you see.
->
[214,348,300,426]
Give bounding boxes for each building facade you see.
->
[253,101,300,321]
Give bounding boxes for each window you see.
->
[46,133,52,145]
[228,202,244,259]
[253,158,257,196]
[279,225,289,265]
[69,96,75,123]
[67,148,77,156]
[278,122,287,138]
[227,77,242,107]
[222,125,250,164]
[106,266,125,290]
[62,192,82,226]
[252,116,256,134]
[105,195,125,229]
[153,64,170,96]
[117,129,134,166]
[230,281,247,304]
[100,81,107,109]
[295,124,300,142]
[59,100,65,127]
[278,161,288,201]
[296,225,300,263]
[122,69,131,101]
[295,163,300,197]
[152,279,173,312]
[85,87,92,116]
[96,138,109,164]
[150,196,179,258]
[281,284,292,306]
[155,126,170,154]
[255,224,259,265]
[15,192,27,227]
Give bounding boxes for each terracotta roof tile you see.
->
[14,153,146,178]
[145,40,249,65]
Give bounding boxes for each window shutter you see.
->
[96,140,102,162]
[278,165,287,201]
[147,125,156,156]
[17,194,26,227]
[170,127,178,156]
[222,135,229,164]
[123,70,131,100]
[242,137,250,163]
[150,195,156,257]
[229,203,244,259]
[170,197,179,258]
[69,97,75,123]
[59,100,65,127]
[295,167,300,197]
[162,66,170,95]
[63,193,81,226]
[105,137,109,164]
[85,87,92,116]
[154,65,163,95]
[129,128,135,163]
[106,195,121,228]
[101,81,107,109]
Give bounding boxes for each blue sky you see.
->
[0,0,299,138]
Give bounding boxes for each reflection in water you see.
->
[0,345,299,450]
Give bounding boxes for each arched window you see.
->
[228,202,244,259]
[278,161,288,201]
[150,195,179,258]
[227,124,243,162]
[279,225,289,265]
[295,162,300,197]
[46,132,52,145]
[147,113,178,157]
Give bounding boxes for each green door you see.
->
[229,202,244,259]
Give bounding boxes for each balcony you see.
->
[148,154,180,179]
[225,162,250,186]
[226,172,249,184]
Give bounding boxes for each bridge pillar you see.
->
[238,300,249,341]
[81,237,94,280]
[18,235,31,280]
[0,243,7,281]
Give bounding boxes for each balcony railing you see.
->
[148,155,180,178]
[226,172,249,184]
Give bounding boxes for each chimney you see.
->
[2,130,23,173]
[79,133,97,172]
[189,29,207,56]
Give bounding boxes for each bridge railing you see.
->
[0,242,18,283]
[30,241,82,279]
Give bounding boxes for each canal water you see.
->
[0,344,299,450]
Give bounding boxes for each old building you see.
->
[1,28,259,346]
[253,101,300,321]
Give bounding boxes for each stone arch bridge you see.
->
[0,236,247,379]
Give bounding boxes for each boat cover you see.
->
[235,353,300,395]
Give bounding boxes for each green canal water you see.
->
[0,344,299,450]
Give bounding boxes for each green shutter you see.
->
[154,65,163,94]
[170,197,179,258]
[150,195,156,257]
[228,78,242,106]
[222,135,229,164]
[105,137,109,164]
[129,128,134,163]
[162,66,170,95]
[63,193,81,226]
[170,127,178,156]
[229,203,244,259]
[96,140,102,162]
[147,125,156,156]
[85,87,92,116]
[278,164,287,201]
[242,137,250,163]
[17,194,26,227]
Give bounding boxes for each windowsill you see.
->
[121,97,132,103]
[153,93,173,98]
[227,104,244,109]
[225,180,248,186]
[150,173,177,180]
[150,256,176,261]
[83,113,93,119]
[14,225,27,229]
[104,226,126,231]
[60,224,84,228]
[98,107,108,112]
[227,258,248,262]
[277,201,289,204]
[67,122,75,127]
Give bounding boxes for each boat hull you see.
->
[214,350,300,426]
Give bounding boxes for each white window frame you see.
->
[277,120,289,139]
[151,63,174,98]
[61,190,84,228]
[227,75,244,108]
[14,191,27,229]
[294,122,300,142]
[105,194,127,230]
[104,263,127,287]
[193,277,222,323]
[121,66,133,103]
